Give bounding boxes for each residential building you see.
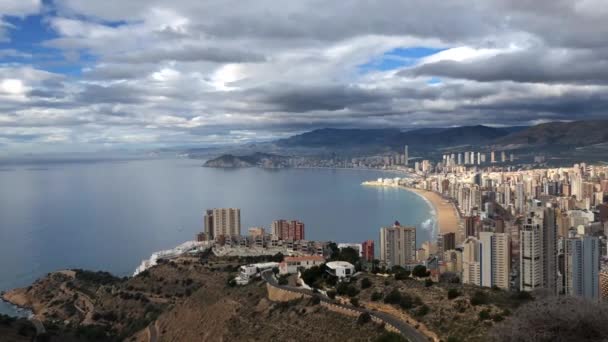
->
[279,255,325,275]
[271,219,305,240]
[326,261,355,279]
[564,234,600,300]
[480,231,511,289]
[463,236,481,286]
[362,240,375,262]
[520,212,543,291]
[380,222,416,267]
[205,208,241,240]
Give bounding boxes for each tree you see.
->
[350,297,359,307]
[327,291,336,299]
[424,278,433,287]
[491,296,608,342]
[336,282,350,296]
[415,304,430,316]
[479,309,491,320]
[412,265,430,278]
[346,285,359,297]
[361,277,372,289]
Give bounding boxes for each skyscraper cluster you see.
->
[402,163,608,300]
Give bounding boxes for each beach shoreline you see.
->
[362,181,461,240]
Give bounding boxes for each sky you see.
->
[1,0,608,154]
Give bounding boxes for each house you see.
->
[326,261,355,280]
[279,255,325,275]
[235,262,279,285]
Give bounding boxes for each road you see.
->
[30,318,46,335]
[147,321,158,342]
[261,271,429,342]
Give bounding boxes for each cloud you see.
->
[1,0,608,153]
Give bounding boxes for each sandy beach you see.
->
[404,188,461,237]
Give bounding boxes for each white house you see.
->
[279,255,325,275]
[326,261,355,280]
[236,262,279,285]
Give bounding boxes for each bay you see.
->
[0,158,434,316]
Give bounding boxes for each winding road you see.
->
[261,270,429,342]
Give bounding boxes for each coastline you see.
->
[362,181,461,240]
[404,187,461,237]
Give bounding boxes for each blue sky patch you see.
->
[359,46,446,73]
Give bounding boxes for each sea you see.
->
[0,157,435,316]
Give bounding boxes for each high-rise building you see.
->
[380,222,416,268]
[204,209,214,240]
[565,234,600,300]
[404,145,409,166]
[272,220,305,240]
[457,153,463,165]
[520,211,543,291]
[441,232,456,252]
[469,151,475,165]
[464,216,477,238]
[362,240,375,262]
[464,151,470,165]
[501,151,507,163]
[463,236,481,286]
[491,151,496,163]
[480,232,511,289]
[542,206,559,294]
[208,208,241,239]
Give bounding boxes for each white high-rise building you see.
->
[380,223,416,268]
[404,145,409,166]
[463,236,481,286]
[520,212,543,291]
[464,151,470,165]
[480,232,511,289]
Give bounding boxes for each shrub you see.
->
[412,265,430,278]
[309,296,321,305]
[278,276,288,285]
[470,291,488,306]
[447,288,460,300]
[489,296,608,342]
[357,312,372,325]
[327,291,337,299]
[337,282,349,296]
[394,271,410,280]
[350,297,359,307]
[384,289,402,304]
[415,304,430,316]
[424,279,433,287]
[361,277,372,289]
[399,294,413,310]
[371,291,383,301]
[478,309,491,321]
[346,285,360,297]
[375,331,408,342]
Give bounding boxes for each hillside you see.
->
[203,152,289,168]
[1,256,387,341]
[492,120,608,147]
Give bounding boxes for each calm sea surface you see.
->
[0,158,434,316]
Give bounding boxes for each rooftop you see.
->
[326,261,354,269]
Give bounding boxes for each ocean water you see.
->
[0,158,434,316]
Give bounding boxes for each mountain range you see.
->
[274,120,608,152]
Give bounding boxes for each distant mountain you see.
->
[203,152,289,168]
[276,125,514,151]
[276,128,401,148]
[493,120,608,147]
